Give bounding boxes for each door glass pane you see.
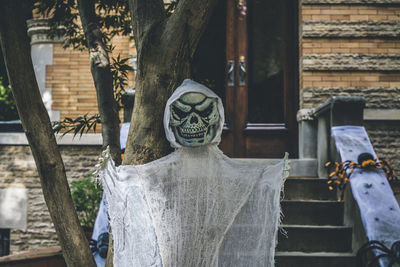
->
[248,0,286,123]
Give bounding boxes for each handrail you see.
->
[298,96,400,267]
[297,96,368,255]
[297,96,366,178]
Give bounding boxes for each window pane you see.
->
[248,0,286,123]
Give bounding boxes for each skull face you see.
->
[170,92,220,147]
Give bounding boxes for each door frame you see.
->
[220,0,299,158]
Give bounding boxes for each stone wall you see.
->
[47,35,135,124]
[299,1,400,174]
[366,122,400,175]
[0,145,101,253]
[300,3,400,108]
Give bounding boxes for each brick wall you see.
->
[47,35,136,128]
[301,5,400,21]
[0,145,102,252]
[300,3,400,107]
[299,1,400,173]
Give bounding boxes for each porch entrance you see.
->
[192,0,299,158]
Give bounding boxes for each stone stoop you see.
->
[275,159,356,267]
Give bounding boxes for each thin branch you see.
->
[77,0,122,165]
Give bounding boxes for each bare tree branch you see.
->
[77,0,122,165]
[0,1,96,266]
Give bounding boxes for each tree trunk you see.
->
[105,1,219,265]
[123,0,219,165]
[122,52,190,164]
[0,1,96,266]
[77,0,122,165]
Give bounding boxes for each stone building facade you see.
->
[0,17,130,253]
[0,0,399,254]
[0,143,101,252]
[299,1,400,174]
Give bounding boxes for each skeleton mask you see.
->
[170,92,219,147]
[164,79,225,148]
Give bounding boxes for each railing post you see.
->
[317,112,329,178]
[297,109,317,159]
[312,96,366,178]
[313,101,330,178]
[329,96,366,164]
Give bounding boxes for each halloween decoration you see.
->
[169,92,219,147]
[331,126,400,253]
[356,240,400,267]
[96,79,289,267]
[163,79,225,149]
[326,152,397,201]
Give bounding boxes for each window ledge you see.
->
[0,133,102,146]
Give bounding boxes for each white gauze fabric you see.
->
[332,126,400,248]
[98,79,290,267]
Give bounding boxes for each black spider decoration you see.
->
[356,240,400,267]
[325,153,397,201]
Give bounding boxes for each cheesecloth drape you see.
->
[332,126,400,249]
[97,79,290,267]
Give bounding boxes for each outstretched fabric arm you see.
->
[217,153,290,266]
[94,147,163,267]
[94,147,120,201]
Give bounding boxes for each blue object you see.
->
[91,123,131,266]
[91,194,109,266]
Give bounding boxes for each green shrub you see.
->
[70,174,103,230]
[0,78,18,121]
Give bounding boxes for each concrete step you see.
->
[289,159,318,177]
[237,158,318,177]
[277,225,352,252]
[284,178,337,201]
[281,200,344,226]
[275,252,356,267]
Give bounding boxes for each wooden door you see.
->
[192,0,298,158]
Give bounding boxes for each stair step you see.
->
[284,178,337,201]
[275,252,356,267]
[277,225,352,252]
[237,158,318,177]
[281,200,344,226]
[289,159,318,177]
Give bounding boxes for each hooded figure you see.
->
[98,79,289,267]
